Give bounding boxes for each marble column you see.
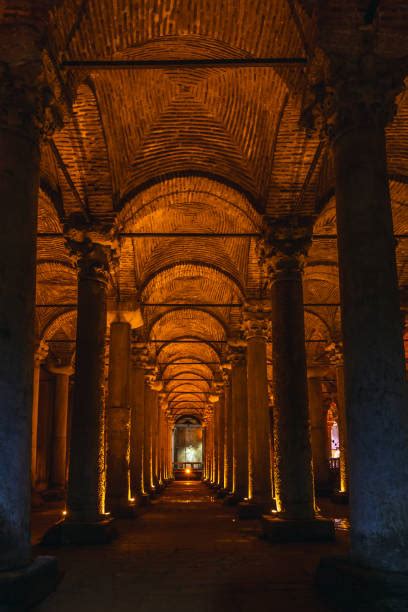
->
[129,342,149,504]
[0,9,60,599]
[258,216,334,540]
[32,340,49,487]
[217,391,225,489]
[143,381,154,492]
[211,402,219,486]
[239,305,273,518]
[307,368,330,494]
[44,229,118,545]
[326,343,348,498]
[224,343,248,504]
[47,363,74,492]
[223,374,234,493]
[306,47,408,606]
[106,319,134,517]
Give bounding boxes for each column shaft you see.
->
[217,396,225,488]
[271,266,315,520]
[307,376,330,492]
[230,357,249,499]
[67,249,110,522]
[129,359,145,497]
[334,125,408,570]
[223,384,233,492]
[143,384,153,491]
[51,373,70,489]
[246,332,272,505]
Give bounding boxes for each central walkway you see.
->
[34,482,344,611]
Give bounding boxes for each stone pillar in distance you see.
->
[46,361,74,495]
[304,44,408,607]
[307,367,330,495]
[32,340,49,489]
[106,317,134,517]
[224,341,249,505]
[129,341,149,505]
[238,303,273,518]
[258,216,334,541]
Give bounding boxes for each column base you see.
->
[110,502,138,519]
[261,515,335,542]
[237,500,274,520]
[223,493,243,506]
[0,556,59,610]
[216,488,229,499]
[331,490,349,505]
[134,493,151,507]
[41,518,117,546]
[316,555,408,611]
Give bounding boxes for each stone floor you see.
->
[32,482,349,611]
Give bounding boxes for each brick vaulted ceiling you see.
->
[34,0,408,418]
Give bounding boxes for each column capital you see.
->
[301,42,408,142]
[46,361,74,377]
[34,338,49,366]
[325,341,344,366]
[226,339,246,367]
[130,342,149,368]
[257,215,314,277]
[242,301,271,340]
[64,220,119,286]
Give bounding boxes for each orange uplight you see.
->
[185,468,192,475]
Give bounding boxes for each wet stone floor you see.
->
[33,482,349,612]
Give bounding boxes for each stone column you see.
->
[0,7,61,599]
[217,391,225,490]
[32,340,49,487]
[205,415,214,483]
[106,318,134,517]
[224,342,249,504]
[44,228,118,545]
[129,342,149,504]
[307,368,330,495]
[143,381,154,493]
[239,304,273,518]
[258,216,334,540]
[47,363,74,493]
[211,402,219,486]
[222,372,233,494]
[306,46,408,605]
[326,343,348,498]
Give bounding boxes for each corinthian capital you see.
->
[301,45,408,141]
[257,215,314,278]
[242,301,271,340]
[34,339,49,366]
[64,219,119,285]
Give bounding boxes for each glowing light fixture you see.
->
[185,467,192,475]
[62,510,67,516]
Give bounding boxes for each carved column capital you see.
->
[302,44,408,142]
[325,341,344,366]
[226,339,247,367]
[242,301,271,340]
[64,221,119,286]
[34,338,49,366]
[257,215,314,279]
[130,342,149,368]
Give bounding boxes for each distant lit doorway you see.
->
[173,416,203,479]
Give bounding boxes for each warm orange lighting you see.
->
[62,510,67,516]
[129,497,135,502]
[185,468,192,474]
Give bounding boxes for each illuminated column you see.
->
[43,228,118,545]
[106,319,134,516]
[143,380,154,493]
[206,415,214,483]
[32,340,49,487]
[222,372,233,493]
[225,342,248,504]
[211,403,219,485]
[258,216,334,540]
[326,343,348,497]
[129,342,149,503]
[151,391,159,488]
[305,45,408,607]
[217,390,226,488]
[0,5,63,603]
[47,363,74,492]
[239,304,273,518]
[307,368,330,494]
